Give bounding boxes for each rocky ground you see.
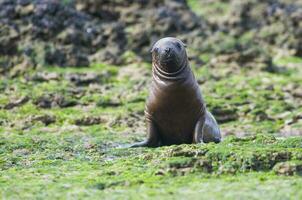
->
[1,0,302,199]
[1,0,301,70]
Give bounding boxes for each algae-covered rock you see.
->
[4,96,29,110]
[74,116,106,126]
[1,0,301,72]
[0,0,203,69]
[150,135,302,175]
[34,93,78,108]
[273,161,302,176]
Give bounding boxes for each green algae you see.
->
[1,54,302,199]
[1,2,302,195]
[1,133,302,199]
[1,0,302,198]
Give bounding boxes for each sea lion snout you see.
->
[151,37,187,73]
[153,46,172,59]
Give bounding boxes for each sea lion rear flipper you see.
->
[194,111,221,144]
[130,120,161,148]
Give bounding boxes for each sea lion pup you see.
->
[131,37,221,147]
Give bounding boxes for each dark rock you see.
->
[30,72,60,82]
[34,94,78,108]
[211,106,238,123]
[74,116,105,126]
[34,95,53,108]
[53,94,78,108]
[0,0,204,68]
[97,98,121,107]
[44,48,67,67]
[31,114,56,125]
[273,161,302,176]
[1,0,301,71]
[4,96,29,109]
[66,73,101,86]
[293,88,302,98]
[219,0,302,56]
[0,0,126,67]
[0,24,19,55]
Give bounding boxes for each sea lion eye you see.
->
[176,42,182,50]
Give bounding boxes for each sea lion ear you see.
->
[150,46,159,53]
[150,40,158,52]
[150,46,155,53]
[181,41,187,48]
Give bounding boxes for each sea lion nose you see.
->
[165,47,170,54]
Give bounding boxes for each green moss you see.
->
[1,134,302,199]
[1,35,302,199]
[187,0,229,18]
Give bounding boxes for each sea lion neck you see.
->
[152,58,188,81]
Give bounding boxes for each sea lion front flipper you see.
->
[193,110,221,144]
[130,120,161,148]
[193,115,204,144]
[202,110,221,143]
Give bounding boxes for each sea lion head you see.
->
[151,37,187,73]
